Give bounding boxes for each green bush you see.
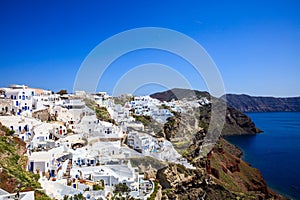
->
[93,184,104,191]
[113,183,129,194]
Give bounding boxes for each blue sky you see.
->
[0,0,299,97]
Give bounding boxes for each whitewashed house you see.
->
[32,94,61,110]
[151,108,173,123]
[71,148,97,167]
[28,146,69,175]
[91,92,110,107]
[1,84,35,116]
[63,99,85,110]
[30,123,53,149]
[127,131,159,154]
[70,162,137,189]
[0,115,40,141]
[28,151,52,174]
[75,115,99,134]
[130,96,161,116]
[0,188,35,200]
[110,104,132,124]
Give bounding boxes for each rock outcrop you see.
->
[156,163,238,200]
[155,137,287,200]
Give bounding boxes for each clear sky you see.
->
[0,0,299,97]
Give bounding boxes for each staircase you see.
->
[62,159,72,179]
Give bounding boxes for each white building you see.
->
[0,188,35,200]
[151,109,173,123]
[30,123,53,149]
[63,99,85,109]
[1,84,35,116]
[109,104,133,124]
[0,115,40,141]
[70,162,138,189]
[91,92,111,107]
[75,115,99,134]
[127,131,159,154]
[32,94,61,111]
[28,146,70,175]
[28,151,52,174]
[130,96,161,116]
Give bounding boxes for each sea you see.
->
[225,112,300,200]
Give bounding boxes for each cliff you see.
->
[149,89,286,199]
[222,94,300,112]
[0,123,51,199]
[154,133,287,200]
[151,88,262,136]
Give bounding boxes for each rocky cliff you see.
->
[148,89,286,199]
[0,123,51,199]
[153,131,287,200]
[222,94,300,112]
[151,88,262,136]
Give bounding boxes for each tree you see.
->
[73,194,86,200]
[113,183,129,194]
[93,183,104,191]
[57,89,68,95]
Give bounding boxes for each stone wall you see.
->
[0,99,12,115]
[32,109,50,122]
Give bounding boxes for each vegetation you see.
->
[159,103,170,110]
[84,98,116,124]
[63,194,86,200]
[35,190,52,200]
[83,98,95,110]
[93,183,104,191]
[148,181,159,200]
[56,89,68,95]
[132,115,152,126]
[67,128,73,133]
[0,124,15,136]
[95,107,116,124]
[113,183,129,194]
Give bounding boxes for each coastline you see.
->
[225,135,295,200]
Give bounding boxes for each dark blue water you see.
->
[226,112,300,200]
